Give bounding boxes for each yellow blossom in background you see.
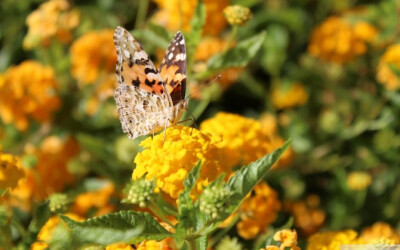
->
[71,29,116,86]
[377,44,400,90]
[284,195,326,236]
[71,181,116,217]
[31,213,84,249]
[359,222,400,243]
[201,112,272,167]
[307,230,360,250]
[9,136,79,208]
[24,0,79,49]
[308,16,377,63]
[271,82,308,110]
[133,125,230,199]
[0,61,60,131]
[223,5,252,26]
[237,182,281,239]
[152,0,228,35]
[0,153,24,190]
[262,229,300,250]
[347,171,372,190]
[105,243,134,250]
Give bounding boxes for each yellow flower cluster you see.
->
[0,61,60,131]
[307,230,360,250]
[377,44,400,90]
[284,195,325,236]
[347,171,372,190]
[307,223,400,249]
[262,229,300,250]
[201,112,284,168]
[70,29,117,85]
[106,243,134,250]
[308,16,377,63]
[237,182,281,239]
[31,213,84,250]
[9,136,79,209]
[71,181,116,217]
[152,0,228,35]
[360,222,400,244]
[133,125,230,199]
[271,82,308,110]
[223,5,252,26]
[0,152,24,190]
[24,0,79,49]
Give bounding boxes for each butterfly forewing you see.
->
[159,32,187,105]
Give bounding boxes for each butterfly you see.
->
[113,26,188,139]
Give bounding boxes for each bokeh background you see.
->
[1,0,400,249]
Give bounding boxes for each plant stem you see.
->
[224,25,238,52]
[187,237,197,250]
[148,202,174,228]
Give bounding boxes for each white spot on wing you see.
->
[168,53,173,60]
[123,49,130,58]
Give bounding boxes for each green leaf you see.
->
[61,211,172,245]
[175,161,202,248]
[226,140,291,208]
[261,24,289,76]
[28,201,51,233]
[205,31,266,74]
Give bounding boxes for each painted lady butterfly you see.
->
[113,26,188,139]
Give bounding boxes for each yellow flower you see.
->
[132,125,230,199]
[0,152,24,190]
[360,222,400,244]
[284,195,326,236]
[106,243,134,250]
[136,222,176,250]
[223,5,252,26]
[71,181,116,217]
[271,82,308,110]
[274,229,299,248]
[24,0,79,49]
[71,30,117,86]
[31,213,84,249]
[152,0,228,35]
[347,171,372,190]
[307,230,360,250]
[9,136,79,208]
[236,182,281,239]
[0,61,60,131]
[308,16,377,63]
[377,44,400,90]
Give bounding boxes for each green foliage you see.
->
[62,211,172,245]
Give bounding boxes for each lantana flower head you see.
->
[0,61,60,131]
[0,152,24,190]
[308,16,377,63]
[236,182,281,239]
[133,125,230,199]
[152,0,228,35]
[377,44,400,90]
[24,0,80,49]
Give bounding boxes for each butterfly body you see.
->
[113,26,187,139]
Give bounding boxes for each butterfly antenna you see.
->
[185,74,222,100]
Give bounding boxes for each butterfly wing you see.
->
[159,31,187,105]
[114,26,165,94]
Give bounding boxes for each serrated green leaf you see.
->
[205,31,266,74]
[61,211,172,245]
[226,140,291,205]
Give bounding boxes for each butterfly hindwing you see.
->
[159,31,187,105]
[114,26,165,94]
